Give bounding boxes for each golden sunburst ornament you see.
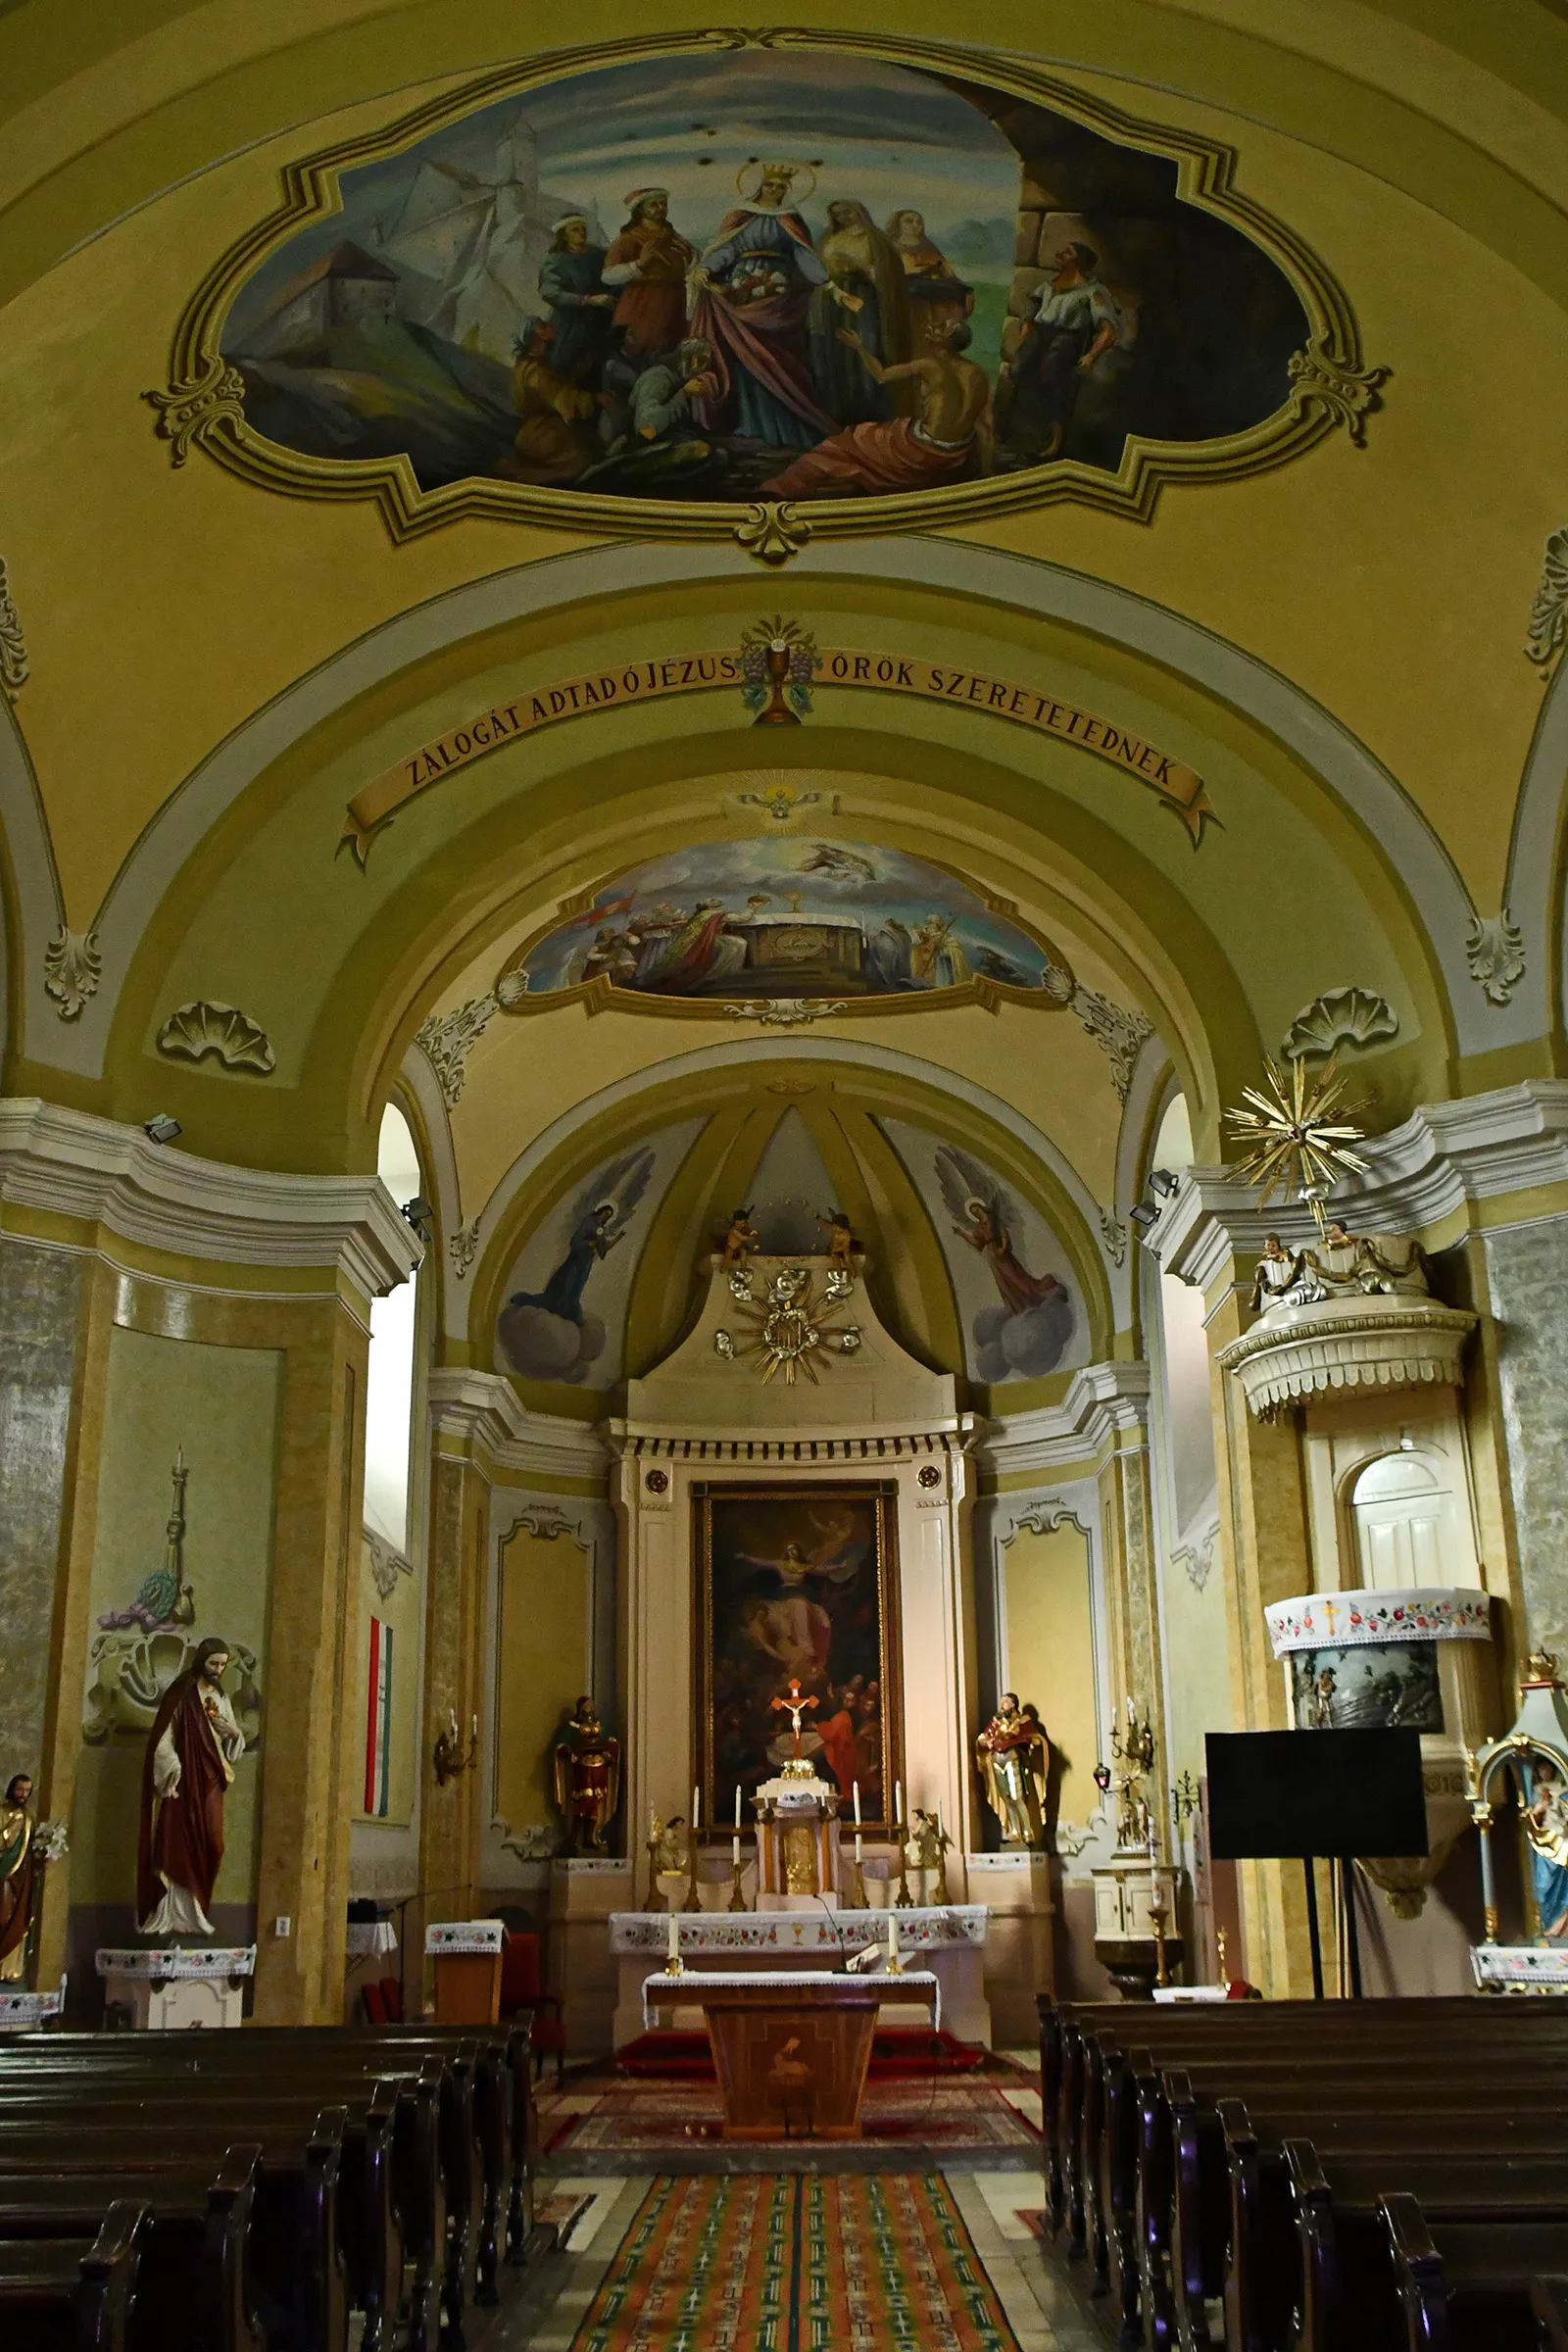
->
[1224,1054,1368,1232]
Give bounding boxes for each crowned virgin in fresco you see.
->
[215,46,1314,511]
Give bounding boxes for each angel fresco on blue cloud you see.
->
[500,1147,655,1382]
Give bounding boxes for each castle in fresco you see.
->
[220,47,1309,505]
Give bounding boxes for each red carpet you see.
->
[613,2026,988,2079]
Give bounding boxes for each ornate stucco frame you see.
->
[146,29,1386,558]
[492,849,1080,1025]
[692,1479,905,1839]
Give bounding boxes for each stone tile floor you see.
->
[490,2169,1102,2351]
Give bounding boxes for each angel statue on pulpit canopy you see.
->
[975,1692,1051,1848]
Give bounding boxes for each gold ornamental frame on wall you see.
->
[492,850,1080,1025]
[693,1480,905,1840]
[145,28,1388,559]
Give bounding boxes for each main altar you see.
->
[524,1247,1054,2055]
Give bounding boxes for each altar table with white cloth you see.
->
[611,1905,987,2047]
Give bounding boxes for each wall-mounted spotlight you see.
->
[1127,1202,1160,1232]
[143,1113,182,1145]
[1148,1168,1180,1199]
[401,1194,435,1243]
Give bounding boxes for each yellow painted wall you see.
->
[74,1326,282,1913]
[493,1528,592,1844]
[1002,1520,1100,1829]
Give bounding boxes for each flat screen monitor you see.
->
[1204,1728,1428,1861]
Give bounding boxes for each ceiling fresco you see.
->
[495,836,1071,1012]
[158,36,1373,542]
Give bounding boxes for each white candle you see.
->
[936,1798,945,1838]
[734,1786,742,1830]
[855,1831,863,1865]
[692,1785,700,1834]
[895,1780,904,1826]
[886,1910,897,1963]
[853,1782,861,1826]
[470,1714,478,1741]
[667,1912,678,1960]
[650,1810,657,1842]
[448,1707,459,1741]
[732,1833,741,1867]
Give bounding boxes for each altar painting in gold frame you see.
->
[694,1483,903,1839]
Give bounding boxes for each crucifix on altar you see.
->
[752,1676,843,1907]
[771,1678,817,1758]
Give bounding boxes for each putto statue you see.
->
[1250,1222,1429,1318]
[552,1695,621,1852]
[137,1637,245,1936]
[975,1692,1051,1848]
[718,1207,760,1264]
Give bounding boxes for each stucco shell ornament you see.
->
[1281,986,1397,1060]
[156,1000,276,1074]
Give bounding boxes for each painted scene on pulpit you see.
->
[500,839,1063,1007]
[217,46,1309,503]
[696,1485,901,1832]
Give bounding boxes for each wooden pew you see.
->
[0,2032,508,2333]
[0,2202,147,2352]
[0,2110,348,2352]
[0,2051,446,2348]
[1036,1996,1568,2352]
[0,2149,264,2352]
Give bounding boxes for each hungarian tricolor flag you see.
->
[364,1617,394,1817]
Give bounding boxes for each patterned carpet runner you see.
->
[540,2073,1040,2156]
[571,2172,1021,2351]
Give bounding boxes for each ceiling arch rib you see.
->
[37,539,1469,1136]
[3,4,1567,319]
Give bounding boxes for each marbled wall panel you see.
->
[1484,1215,1568,1650]
[0,1240,82,1787]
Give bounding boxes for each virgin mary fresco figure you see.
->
[689,162,844,450]
[499,1147,656,1381]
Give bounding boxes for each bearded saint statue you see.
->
[137,1637,244,1936]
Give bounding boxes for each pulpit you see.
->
[643,1969,939,2138]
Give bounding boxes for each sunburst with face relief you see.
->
[1223,1054,1369,1232]
[713,1263,862,1386]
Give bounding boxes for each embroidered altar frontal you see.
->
[573,2172,1020,2351]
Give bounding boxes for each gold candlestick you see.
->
[893,1819,914,1910]
[849,1848,869,1910]
[683,1839,702,1915]
[1150,1886,1170,1988]
[646,1828,669,1913]
[728,1856,748,1912]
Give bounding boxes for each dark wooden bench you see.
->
[1036,1994,1568,2352]
[0,2108,351,2352]
[0,2149,265,2352]
[0,2202,146,2352]
[0,2021,549,2346]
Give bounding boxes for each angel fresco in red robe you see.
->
[137,1638,244,1936]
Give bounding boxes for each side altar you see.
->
[608,1905,989,2047]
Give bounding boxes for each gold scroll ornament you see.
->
[339,650,1212,864]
